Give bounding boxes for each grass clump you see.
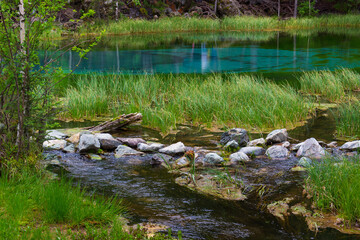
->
[62,73,311,132]
[299,68,360,102]
[306,156,360,222]
[334,100,360,138]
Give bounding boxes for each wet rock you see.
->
[282,141,291,148]
[115,145,143,158]
[229,152,250,164]
[290,204,311,217]
[266,129,288,145]
[173,157,190,169]
[67,133,80,145]
[339,140,360,151]
[239,147,265,157]
[137,142,165,152]
[291,166,306,172]
[267,197,293,221]
[203,153,224,165]
[150,153,173,165]
[88,154,103,161]
[220,128,249,147]
[45,130,67,140]
[327,141,338,148]
[224,140,239,151]
[117,137,146,148]
[290,142,304,151]
[296,138,325,159]
[298,157,312,167]
[159,142,186,155]
[43,139,67,150]
[63,144,75,153]
[95,133,115,141]
[247,138,265,147]
[266,146,289,159]
[79,134,100,153]
[96,133,121,151]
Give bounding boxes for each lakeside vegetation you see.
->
[335,100,360,138]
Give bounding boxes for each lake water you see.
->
[49,30,360,74]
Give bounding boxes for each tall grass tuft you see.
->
[306,156,360,222]
[63,73,312,132]
[299,68,360,102]
[334,100,360,138]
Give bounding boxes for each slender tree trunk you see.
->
[214,0,218,16]
[294,0,298,18]
[116,1,119,21]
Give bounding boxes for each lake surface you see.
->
[48,30,360,74]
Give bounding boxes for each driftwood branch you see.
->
[86,113,142,132]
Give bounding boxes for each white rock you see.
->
[137,142,165,152]
[239,147,265,157]
[229,152,250,164]
[159,142,186,155]
[247,138,265,147]
[266,129,288,145]
[95,133,115,141]
[340,140,360,151]
[79,134,100,153]
[45,130,67,140]
[296,138,325,159]
[43,140,67,150]
[203,153,224,165]
[266,146,289,159]
[115,145,143,158]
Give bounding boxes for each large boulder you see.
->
[137,142,165,152]
[43,140,67,150]
[229,152,250,164]
[266,129,288,145]
[96,133,121,151]
[159,142,186,155]
[45,130,67,140]
[78,134,100,153]
[117,137,146,148]
[296,138,325,159]
[220,128,249,147]
[114,145,143,158]
[339,140,360,151]
[266,146,289,159]
[203,153,224,165]
[239,147,265,157]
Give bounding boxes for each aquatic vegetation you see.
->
[334,100,360,138]
[305,156,360,222]
[299,68,360,102]
[62,73,311,132]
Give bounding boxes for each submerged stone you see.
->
[220,128,249,147]
[151,153,173,165]
[115,145,143,158]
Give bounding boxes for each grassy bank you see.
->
[45,14,360,39]
[334,100,360,138]
[306,156,360,222]
[0,169,173,239]
[61,74,311,132]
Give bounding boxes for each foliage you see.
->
[298,0,319,17]
[334,100,360,138]
[306,156,360,222]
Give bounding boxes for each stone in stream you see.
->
[63,144,75,153]
[296,138,325,159]
[115,145,143,158]
[137,142,165,152]
[281,141,291,148]
[229,152,250,164]
[220,128,249,147]
[327,141,338,148]
[150,153,173,165]
[45,130,68,140]
[203,153,224,165]
[266,146,289,159]
[290,142,304,151]
[238,147,265,157]
[159,142,186,155]
[96,133,121,151]
[265,129,288,145]
[78,134,100,153]
[43,139,67,150]
[298,157,312,168]
[339,140,360,151]
[117,137,146,148]
[224,140,239,151]
[173,157,190,169]
[247,138,265,147]
[67,133,80,145]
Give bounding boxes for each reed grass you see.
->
[63,73,312,132]
[306,156,360,222]
[299,68,360,102]
[334,100,360,138]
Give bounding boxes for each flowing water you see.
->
[48,30,360,239]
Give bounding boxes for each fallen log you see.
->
[86,113,142,132]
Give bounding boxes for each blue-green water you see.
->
[49,31,360,74]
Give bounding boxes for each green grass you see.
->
[334,100,360,138]
[0,169,175,239]
[62,73,312,132]
[299,68,360,102]
[306,156,360,222]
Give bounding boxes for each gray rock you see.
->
[114,145,143,158]
[151,153,173,165]
[247,138,265,147]
[45,130,67,140]
[67,133,80,145]
[266,146,289,159]
[137,142,165,152]
[159,142,186,155]
[220,128,249,147]
[43,140,67,150]
[99,139,121,151]
[63,144,75,153]
[203,153,224,165]
[224,140,239,151]
[239,147,265,157]
[327,141,338,148]
[173,157,190,168]
[229,152,250,164]
[282,141,291,148]
[298,157,312,167]
[266,129,288,145]
[117,137,146,148]
[296,138,325,159]
[78,134,100,153]
[290,142,304,151]
[339,140,360,151]
[95,133,115,141]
